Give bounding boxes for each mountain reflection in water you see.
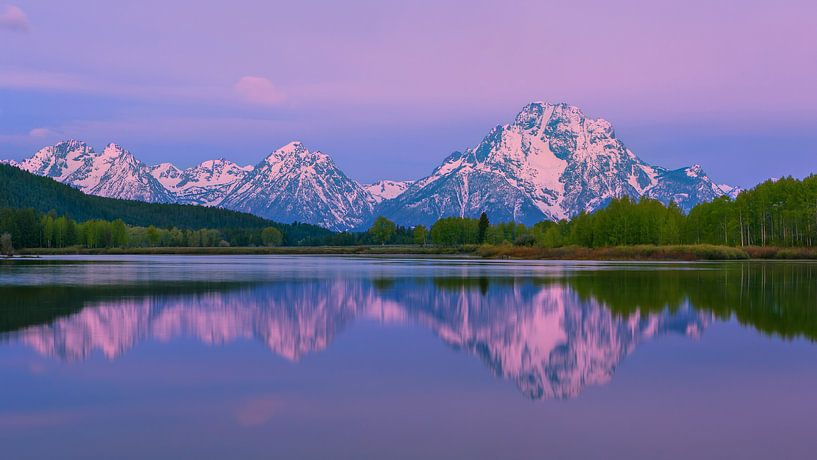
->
[1,259,815,401]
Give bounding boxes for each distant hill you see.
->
[0,164,332,241]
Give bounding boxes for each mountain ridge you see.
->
[373,102,735,227]
[5,102,737,230]
[0,163,333,244]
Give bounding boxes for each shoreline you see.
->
[11,244,817,261]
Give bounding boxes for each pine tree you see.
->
[478,212,490,244]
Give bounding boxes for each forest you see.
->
[0,163,331,246]
[420,175,817,249]
[2,166,817,253]
[0,208,293,252]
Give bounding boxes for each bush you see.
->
[514,234,536,246]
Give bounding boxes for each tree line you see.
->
[4,173,817,252]
[368,174,817,249]
[0,208,285,253]
[0,163,332,243]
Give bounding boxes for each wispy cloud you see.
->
[28,127,60,138]
[0,127,62,145]
[0,5,28,32]
[0,69,290,109]
[233,76,286,106]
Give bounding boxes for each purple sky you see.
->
[1,0,816,186]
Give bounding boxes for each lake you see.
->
[1,256,816,459]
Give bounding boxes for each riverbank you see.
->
[477,245,817,260]
[16,245,470,257]
[13,244,817,260]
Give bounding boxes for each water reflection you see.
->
[1,259,815,401]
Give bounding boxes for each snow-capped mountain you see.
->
[219,141,374,230]
[12,139,372,229]
[362,179,414,204]
[7,102,735,229]
[151,158,253,206]
[718,183,742,199]
[18,140,173,203]
[375,102,732,226]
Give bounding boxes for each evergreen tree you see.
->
[478,212,490,244]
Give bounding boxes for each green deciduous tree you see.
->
[261,227,284,247]
[369,216,397,245]
[413,225,428,246]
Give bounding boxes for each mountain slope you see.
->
[20,140,174,203]
[376,102,730,226]
[362,179,414,204]
[0,163,331,238]
[151,159,253,206]
[219,141,374,231]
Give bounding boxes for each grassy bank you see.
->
[475,244,750,260]
[14,244,817,260]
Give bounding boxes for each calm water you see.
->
[1,256,816,459]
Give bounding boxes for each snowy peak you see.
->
[643,164,729,210]
[719,184,742,199]
[8,101,734,230]
[374,101,732,227]
[363,179,414,204]
[220,141,374,230]
[150,162,183,188]
[196,158,253,173]
[17,140,172,203]
[20,140,95,184]
[12,139,371,227]
[84,143,173,203]
[179,159,252,187]
[147,157,253,207]
[264,141,317,163]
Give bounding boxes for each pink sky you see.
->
[1,0,816,185]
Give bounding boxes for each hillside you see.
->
[0,164,332,240]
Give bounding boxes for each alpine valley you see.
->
[5,102,738,231]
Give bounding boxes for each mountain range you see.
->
[4,102,738,230]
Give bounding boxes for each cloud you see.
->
[0,5,29,32]
[28,127,60,138]
[0,69,293,109]
[233,76,286,106]
[0,127,63,145]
